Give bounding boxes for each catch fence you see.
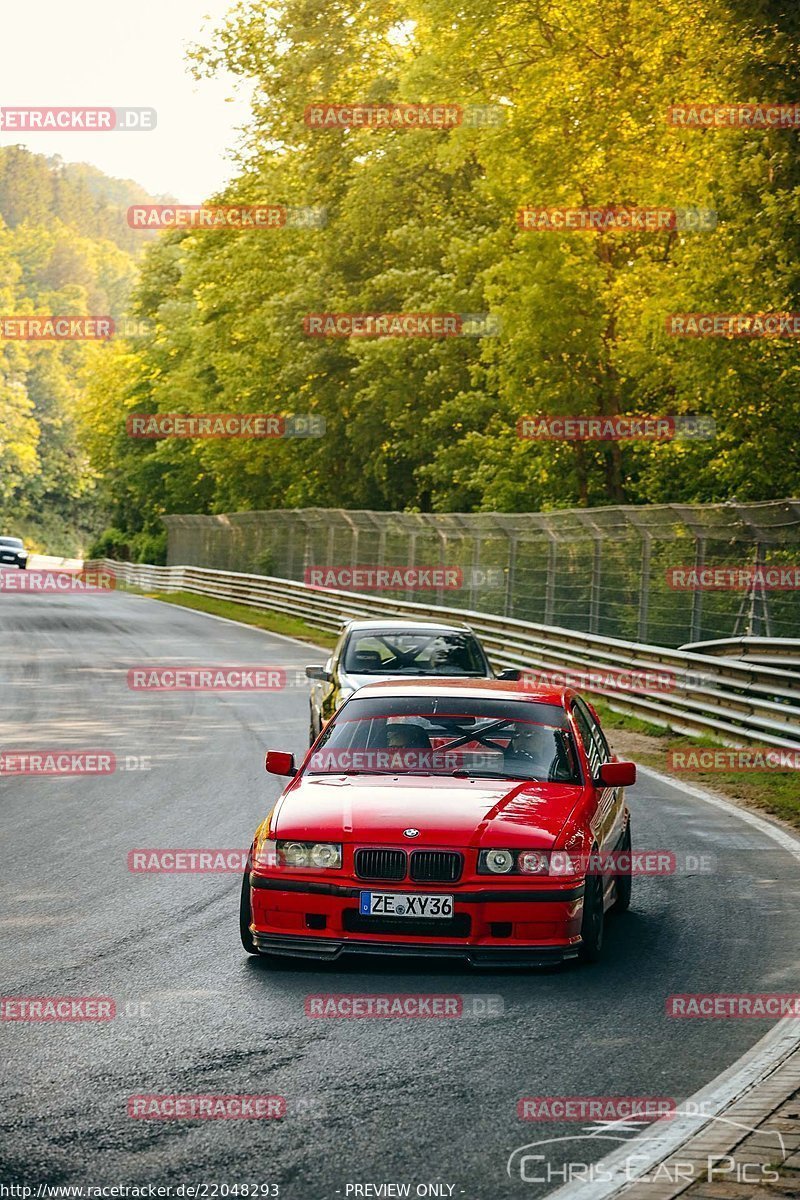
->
[163,499,800,648]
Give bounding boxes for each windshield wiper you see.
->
[447,769,538,781]
[308,768,435,776]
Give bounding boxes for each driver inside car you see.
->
[384,723,432,750]
[505,724,554,775]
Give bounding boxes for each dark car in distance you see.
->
[0,537,28,569]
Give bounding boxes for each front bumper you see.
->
[248,873,584,967]
[252,932,579,966]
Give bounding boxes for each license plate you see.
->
[359,891,454,918]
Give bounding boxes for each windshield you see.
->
[0,538,23,548]
[342,630,486,676]
[306,695,581,783]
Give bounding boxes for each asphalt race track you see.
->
[1,586,798,1198]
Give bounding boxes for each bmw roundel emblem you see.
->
[403,828,420,839]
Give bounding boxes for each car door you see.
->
[320,638,345,725]
[570,698,625,858]
[308,634,343,732]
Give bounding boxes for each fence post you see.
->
[303,514,314,579]
[434,519,447,610]
[283,512,296,579]
[638,532,651,643]
[690,537,706,643]
[505,537,517,617]
[544,533,557,626]
[589,536,600,634]
[745,543,772,636]
[470,531,481,611]
[326,523,335,572]
[405,532,417,602]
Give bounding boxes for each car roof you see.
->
[348,678,574,707]
[343,618,474,634]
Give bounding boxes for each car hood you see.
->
[341,669,489,691]
[273,775,583,848]
[341,671,400,692]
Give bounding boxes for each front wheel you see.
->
[308,703,318,746]
[578,867,605,963]
[239,868,259,955]
[613,822,632,913]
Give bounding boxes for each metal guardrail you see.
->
[681,637,800,669]
[90,559,800,752]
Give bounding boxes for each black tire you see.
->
[309,703,318,746]
[613,821,633,913]
[578,864,605,963]
[239,868,260,955]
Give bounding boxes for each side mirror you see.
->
[497,668,522,681]
[305,665,332,682]
[597,761,636,788]
[265,750,297,777]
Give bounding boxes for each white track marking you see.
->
[540,765,800,1200]
[138,594,329,654]
[637,763,800,860]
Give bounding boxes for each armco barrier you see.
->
[86,559,800,751]
[681,636,800,669]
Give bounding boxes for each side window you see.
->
[585,702,611,761]
[571,700,608,777]
[332,630,347,670]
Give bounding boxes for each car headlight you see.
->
[518,850,550,876]
[478,849,551,875]
[310,842,341,868]
[276,839,342,870]
[480,849,516,874]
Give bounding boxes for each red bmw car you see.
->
[240,680,636,967]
